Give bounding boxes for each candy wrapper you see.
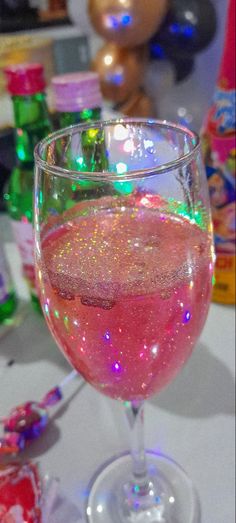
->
[0,462,82,523]
[0,370,78,457]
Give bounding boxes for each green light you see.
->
[3,193,10,201]
[39,191,43,205]
[17,146,26,162]
[81,108,93,120]
[167,198,207,230]
[114,181,133,195]
[76,156,84,166]
[64,315,69,329]
[54,309,60,318]
[71,183,77,192]
[212,274,216,286]
[134,485,140,493]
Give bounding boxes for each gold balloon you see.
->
[118,88,155,117]
[92,42,147,103]
[88,0,169,47]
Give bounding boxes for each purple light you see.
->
[112,361,122,373]
[104,331,111,341]
[106,15,119,30]
[184,310,191,323]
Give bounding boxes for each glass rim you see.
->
[34,118,201,182]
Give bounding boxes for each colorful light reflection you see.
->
[112,361,122,373]
[184,311,191,323]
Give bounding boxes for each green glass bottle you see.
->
[4,63,52,312]
[52,71,108,193]
[0,244,17,323]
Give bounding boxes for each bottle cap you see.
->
[52,71,102,112]
[4,63,46,96]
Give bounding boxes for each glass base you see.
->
[85,452,200,523]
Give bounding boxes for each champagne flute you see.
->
[34,119,214,523]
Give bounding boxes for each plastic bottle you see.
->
[4,63,52,312]
[201,0,235,304]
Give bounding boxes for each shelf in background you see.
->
[0,16,71,34]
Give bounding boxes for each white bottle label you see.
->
[0,245,11,304]
[11,220,36,293]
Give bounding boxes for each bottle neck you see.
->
[58,107,108,182]
[12,92,52,165]
[58,107,101,128]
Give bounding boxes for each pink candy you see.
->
[0,387,62,457]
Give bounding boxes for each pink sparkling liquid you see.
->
[38,203,213,401]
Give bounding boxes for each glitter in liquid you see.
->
[38,201,213,401]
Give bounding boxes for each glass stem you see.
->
[125,400,149,489]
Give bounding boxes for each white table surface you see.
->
[0,235,235,523]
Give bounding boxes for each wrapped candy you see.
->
[0,370,77,457]
[0,462,81,522]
